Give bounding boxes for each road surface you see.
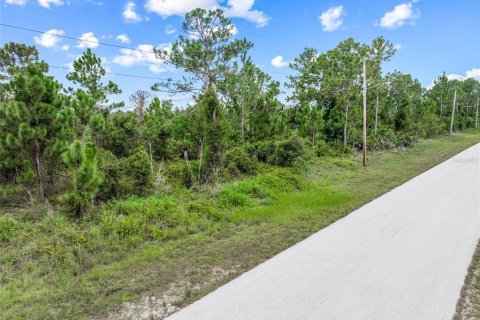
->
[167,144,480,320]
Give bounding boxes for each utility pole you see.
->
[476,97,479,128]
[450,89,457,136]
[362,59,367,167]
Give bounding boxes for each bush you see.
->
[250,140,276,163]
[117,149,153,196]
[0,214,17,243]
[97,149,121,200]
[223,146,257,177]
[271,136,305,166]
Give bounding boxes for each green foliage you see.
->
[0,64,72,200]
[60,140,103,216]
[153,8,253,93]
[117,149,153,197]
[197,89,228,180]
[223,146,257,177]
[66,49,121,109]
[0,214,18,243]
[272,136,306,166]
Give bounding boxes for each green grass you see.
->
[1,132,480,319]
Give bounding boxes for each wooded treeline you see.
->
[1,9,479,216]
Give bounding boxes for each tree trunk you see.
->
[241,98,245,144]
[34,139,44,201]
[343,84,350,147]
[440,95,443,116]
[148,141,154,175]
[374,90,379,135]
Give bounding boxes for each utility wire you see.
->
[0,23,154,54]
[49,65,172,81]
[0,22,291,77]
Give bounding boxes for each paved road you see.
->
[167,144,480,320]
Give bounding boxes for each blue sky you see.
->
[1,0,479,108]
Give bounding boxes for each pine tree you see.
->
[60,140,103,216]
[0,64,73,201]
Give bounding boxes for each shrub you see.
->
[223,146,257,177]
[271,136,305,167]
[97,149,121,201]
[251,140,276,163]
[0,214,17,243]
[117,149,153,196]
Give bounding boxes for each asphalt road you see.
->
[167,144,480,320]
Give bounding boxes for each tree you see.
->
[130,90,152,119]
[220,54,282,143]
[66,48,122,111]
[153,8,252,95]
[60,140,103,216]
[0,42,48,102]
[369,36,395,134]
[70,90,105,141]
[0,64,73,200]
[197,89,227,182]
[139,98,173,169]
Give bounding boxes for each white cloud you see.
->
[145,0,269,27]
[230,25,238,36]
[123,1,143,23]
[6,0,64,7]
[319,5,344,32]
[76,32,99,49]
[223,0,269,27]
[271,55,288,68]
[466,68,480,80]
[5,0,27,5]
[165,25,176,35]
[394,43,403,50]
[33,29,65,48]
[379,3,420,29]
[61,44,69,51]
[427,67,480,89]
[116,33,130,44]
[37,0,63,8]
[113,43,170,73]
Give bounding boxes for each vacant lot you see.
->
[1,132,479,319]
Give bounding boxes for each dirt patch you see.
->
[102,264,240,320]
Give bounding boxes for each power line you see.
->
[0,22,292,76]
[49,65,172,81]
[0,23,155,54]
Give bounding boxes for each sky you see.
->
[0,0,479,109]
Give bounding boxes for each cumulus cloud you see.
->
[319,5,344,32]
[5,0,63,7]
[271,55,288,68]
[113,43,170,73]
[76,32,99,49]
[123,1,143,23]
[427,68,480,89]
[379,3,420,29]
[116,33,130,44]
[394,43,403,50]
[38,0,63,8]
[145,0,269,27]
[466,68,480,80]
[165,25,176,35]
[33,29,67,49]
[5,0,27,5]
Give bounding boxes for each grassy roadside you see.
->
[454,240,480,320]
[1,132,479,319]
